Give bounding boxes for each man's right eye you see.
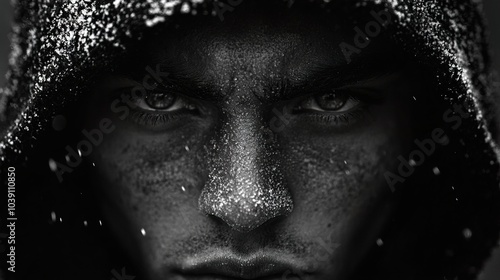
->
[132,91,196,113]
[117,89,201,130]
[144,92,177,110]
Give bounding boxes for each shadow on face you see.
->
[83,1,430,279]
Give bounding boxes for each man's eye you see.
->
[133,91,195,112]
[297,90,360,113]
[145,92,176,110]
[125,90,200,130]
[132,91,196,113]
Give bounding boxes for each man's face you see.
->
[86,4,419,280]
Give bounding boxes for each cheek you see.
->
[87,123,210,257]
[277,125,407,274]
[280,124,406,234]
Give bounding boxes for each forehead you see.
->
[120,5,398,102]
[152,14,341,78]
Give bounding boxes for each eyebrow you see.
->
[127,49,403,103]
[269,54,403,102]
[122,61,216,100]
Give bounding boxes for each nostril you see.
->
[198,185,293,232]
[204,212,231,228]
[202,206,290,233]
[251,215,288,231]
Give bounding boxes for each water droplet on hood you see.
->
[48,158,57,171]
[181,2,191,13]
[463,228,472,239]
[432,167,440,175]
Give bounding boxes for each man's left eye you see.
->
[297,90,360,113]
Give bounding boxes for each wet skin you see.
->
[86,5,422,280]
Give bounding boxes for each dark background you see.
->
[0,1,499,278]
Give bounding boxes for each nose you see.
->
[198,109,293,232]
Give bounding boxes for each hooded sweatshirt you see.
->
[0,0,499,279]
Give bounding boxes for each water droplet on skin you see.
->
[433,167,440,175]
[48,158,57,172]
[376,238,384,246]
[463,228,472,239]
[141,228,146,236]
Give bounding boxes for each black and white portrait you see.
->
[0,1,500,279]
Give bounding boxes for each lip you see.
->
[177,250,310,279]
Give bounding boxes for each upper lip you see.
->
[177,250,309,279]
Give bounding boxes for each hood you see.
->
[1,0,499,279]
